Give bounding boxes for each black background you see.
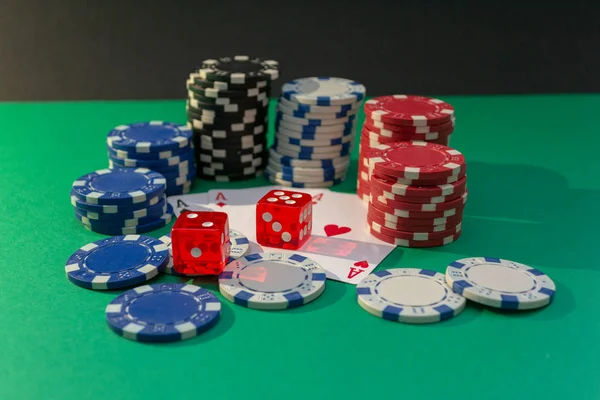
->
[1,0,598,101]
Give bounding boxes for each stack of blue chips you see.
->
[70,167,174,235]
[106,121,196,196]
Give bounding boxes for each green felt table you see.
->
[0,95,598,400]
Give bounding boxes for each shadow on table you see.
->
[433,160,600,275]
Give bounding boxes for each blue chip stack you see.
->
[267,77,366,188]
[106,121,196,196]
[70,167,174,235]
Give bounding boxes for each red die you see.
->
[171,211,231,275]
[256,190,313,250]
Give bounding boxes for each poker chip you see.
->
[269,148,350,169]
[368,204,464,227]
[265,77,365,188]
[371,191,468,212]
[196,55,280,84]
[75,196,167,221]
[219,252,327,310]
[370,184,466,204]
[364,95,454,126]
[160,229,250,277]
[365,116,455,134]
[362,127,451,143]
[77,204,174,235]
[70,193,162,214]
[105,121,196,196]
[276,118,355,134]
[369,200,464,220]
[367,141,466,180]
[276,110,356,126]
[105,283,221,342]
[65,235,169,290]
[277,103,358,119]
[106,121,193,153]
[186,56,279,181]
[356,268,466,323]
[369,169,467,189]
[71,167,166,205]
[367,216,462,241]
[282,77,366,106]
[369,225,462,248]
[445,257,556,310]
[368,211,462,233]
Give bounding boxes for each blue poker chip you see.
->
[268,148,350,169]
[107,143,193,160]
[281,77,366,106]
[77,204,174,235]
[71,167,166,205]
[105,283,221,342]
[108,150,195,169]
[275,111,356,127]
[160,167,197,181]
[219,252,327,310]
[166,183,193,196]
[278,103,357,119]
[74,196,167,221]
[445,257,556,310]
[65,235,169,290]
[75,201,168,227]
[160,229,251,277]
[106,121,193,153]
[357,268,466,324]
[70,192,162,214]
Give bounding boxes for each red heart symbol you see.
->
[354,260,369,269]
[324,224,352,237]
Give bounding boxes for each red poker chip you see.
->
[367,141,466,180]
[367,216,462,240]
[361,127,453,144]
[369,200,465,220]
[367,209,463,232]
[370,168,467,189]
[371,190,468,212]
[364,117,455,134]
[370,184,466,204]
[368,224,462,248]
[370,175,467,198]
[364,95,454,126]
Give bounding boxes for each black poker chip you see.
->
[187,82,269,99]
[187,91,269,106]
[186,98,268,114]
[197,170,265,182]
[196,55,279,84]
[188,74,273,91]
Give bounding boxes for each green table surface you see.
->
[1,95,599,400]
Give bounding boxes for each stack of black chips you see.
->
[186,55,280,181]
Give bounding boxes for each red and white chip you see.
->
[364,116,455,134]
[371,189,467,211]
[367,141,466,180]
[368,223,462,247]
[364,95,454,126]
[368,200,465,221]
[370,175,467,198]
[367,209,463,232]
[367,216,462,241]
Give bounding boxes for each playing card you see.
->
[167,192,212,217]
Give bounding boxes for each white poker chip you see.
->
[219,252,327,310]
[282,77,366,106]
[357,268,466,324]
[445,257,556,310]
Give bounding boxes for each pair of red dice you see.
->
[171,189,313,275]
